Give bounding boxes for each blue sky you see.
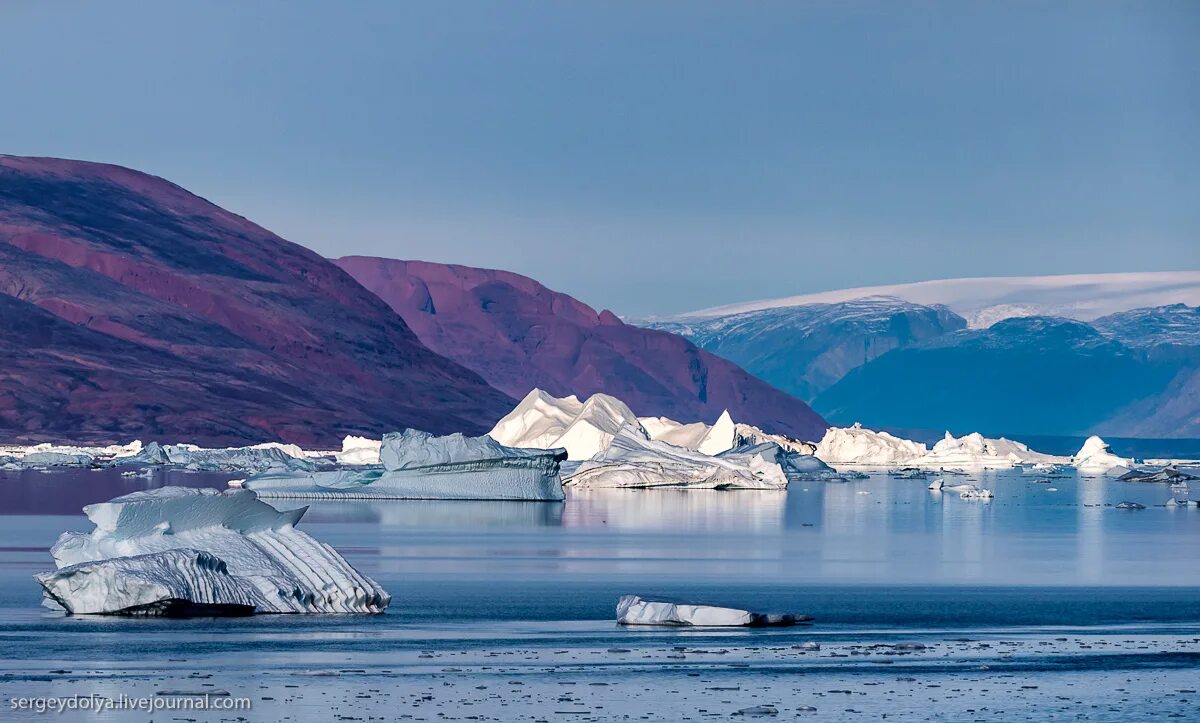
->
[1,1,1196,315]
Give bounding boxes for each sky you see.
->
[1,1,1197,316]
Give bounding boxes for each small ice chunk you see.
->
[615,595,811,627]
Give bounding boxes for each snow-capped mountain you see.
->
[647,297,966,400]
[1092,304,1200,348]
[675,272,1200,329]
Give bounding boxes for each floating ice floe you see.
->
[1117,465,1198,484]
[241,429,566,500]
[1115,500,1146,510]
[564,426,790,490]
[616,595,811,627]
[113,441,316,473]
[1072,436,1133,474]
[35,487,389,615]
[927,479,994,498]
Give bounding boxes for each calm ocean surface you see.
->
[1,466,1198,721]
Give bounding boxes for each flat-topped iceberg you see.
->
[242,429,567,500]
[114,441,317,473]
[616,595,811,627]
[565,426,790,490]
[0,440,144,468]
[36,487,390,615]
[1072,436,1133,474]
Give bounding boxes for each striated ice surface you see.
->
[565,426,789,490]
[490,390,646,461]
[616,594,809,627]
[724,443,843,481]
[242,429,567,501]
[38,487,389,615]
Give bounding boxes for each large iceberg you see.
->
[113,441,317,473]
[564,426,790,490]
[1072,436,1133,474]
[814,424,928,466]
[0,440,144,468]
[490,390,646,461]
[919,432,1067,469]
[36,487,389,615]
[616,595,810,627]
[337,435,382,465]
[241,429,567,500]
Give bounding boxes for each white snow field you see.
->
[242,429,567,501]
[36,487,390,615]
[677,271,1200,328]
[616,594,809,627]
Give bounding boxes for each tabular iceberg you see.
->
[0,440,144,468]
[36,487,390,615]
[616,595,811,627]
[242,429,567,500]
[565,426,790,490]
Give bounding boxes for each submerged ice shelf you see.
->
[36,487,389,615]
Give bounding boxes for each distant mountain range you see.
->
[0,156,825,445]
[648,300,1200,438]
[334,257,827,441]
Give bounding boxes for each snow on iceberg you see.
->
[242,429,567,500]
[1072,436,1133,474]
[113,441,316,473]
[920,432,1067,469]
[616,595,811,627]
[565,426,789,490]
[37,487,390,615]
[814,424,928,466]
[337,435,382,465]
[489,389,646,461]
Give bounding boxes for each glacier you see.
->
[241,429,567,500]
[616,595,810,627]
[36,487,390,615]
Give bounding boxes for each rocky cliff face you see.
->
[0,156,513,445]
[335,257,828,441]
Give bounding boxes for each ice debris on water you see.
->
[616,595,811,627]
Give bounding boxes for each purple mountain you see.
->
[0,156,514,446]
[335,258,829,440]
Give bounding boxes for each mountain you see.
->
[0,155,514,445]
[334,257,828,441]
[646,296,966,400]
[675,271,1200,329]
[812,316,1178,437]
[1093,304,1200,349]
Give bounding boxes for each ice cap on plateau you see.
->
[37,487,389,615]
[616,595,811,627]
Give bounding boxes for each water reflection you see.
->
[563,489,785,531]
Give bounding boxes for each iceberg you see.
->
[242,429,566,500]
[726,443,843,481]
[920,432,1067,469]
[1072,436,1133,474]
[490,390,647,461]
[37,487,389,615]
[337,435,382,465]
[616,595,811,627]
[20,450,96,467]
[641,411,816,457]
[113,441,316,473]
[814,424,928,466]
[1117,465,1197,484]
[565,426,789,490]
[0,440,144,468]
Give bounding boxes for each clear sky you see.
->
[1,1,1197,316]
